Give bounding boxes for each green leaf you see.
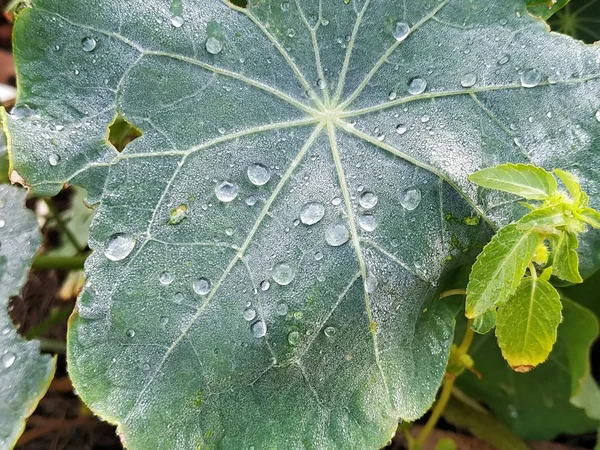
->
[471,309,496,335]
[527,0,570,20]
[554,168,582,206]
[495,276,562,370]
[0,132,8,185]
[5,0,600,447]
[457,298,599,440]
[580,207,600,229]
[0,185,56,449]
[466,224,539,318]
[469,163,557,200]
[552,231,582,283]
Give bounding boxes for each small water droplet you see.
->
[159,271,173,285]
[324,326,336,337]
[173,292,184,304]
[497,54,510,65]
[365,272,378,293]
[1,352,16,368]
[104,233,136,261]
[272,262,295,285]
[460,73,477,88]
[193,278,211,295]
[171,16,184,27]
[359,214,377,232]
[159,316,169,326]
[331,197,342,206]
[300,202,325,225]
[0,219,5,228]
[595,110,600,122]
[276,303,288,316]
[251,320,267,338]
[260,280,270,291]
[246,195,257,206]
[126,329,135,338]
[359,191,378,209]
[81,37,97,52]
[520,69,541,88]
[48,153,60,166]
[287,331,300,346]
[281,2,290,11]
[393,22,410,41]
[206,37,223,55]
[421,115,430,123]
[400,188,422,211]
[247,163,271,186]
[325,222,349,247]
[388,91,397,101]
[408,77,427,95]
[215,181,238,202]
[287,28,296,37]
[314,251,323,261]
[243,308,256,321]
[317,78,327,90]
[396,124,407,135]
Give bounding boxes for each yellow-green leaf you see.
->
[495,277,562,371]
[552,231,582,283]
[580,208,600,229]
[471,309,496,335]
[554,168,582,206]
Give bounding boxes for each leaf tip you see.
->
[511,365,534,373]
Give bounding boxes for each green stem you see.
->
[38,338,66,354]
[31,254,88,271]
[44,198,86,254]
[439,288,467,299]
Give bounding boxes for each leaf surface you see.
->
[552,231,582,283]
[0,185,56,449]
[469,163,557,200]
[4,0,600,447]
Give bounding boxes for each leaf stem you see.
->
[38,338,67,354]
[31,254,88,271]
[439,288,467,299]
[44,197,86,254]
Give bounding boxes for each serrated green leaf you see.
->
[554,168,582,206]
[580,207,600,229]
[0,185,56,449]
[469,163,557,201]
[4,0,600,447]
[552,231,582,283]
[527,0,570,20]
[516,203,568,231]
[471,309,496,335]
[466,224,539,318]
[457,299,599,440]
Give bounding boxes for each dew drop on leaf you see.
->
[260,280,270,291]
[272,262,295,285]
[359,191,378,209]
[365,272,378,293]
[159,316,169,327]
[247,163,271,186]
[48,153,60,166]
[246,195,257,206]
[595,110,600,122]
[193,277,211,295]
[206,37,223,55]
[331,197,342,206]
[408,77,427,95]
[1,352,16,368]
[393,22,410,42]
[276,303,288,316]
[395,124,407,135]
[324,326,336,337]
[170,16,184,27]
[159,271,174,285]
[520,69,541,88]
[251,320,267,338]
[126,329,135,338]
[460,73,477,88]
[173,292,184,304]
[243,308,257,321]
[400,188,422,211]
[314,251,323,261]
[104,233,136,261]
[300,202,325,225]
[325,222,349,247]
[215,181,238,202]
[0,219,5,228]
[287,331,300,346]
[81,37,96,52]
[359,214,377,232]
[497,54,510,65]
[280,2,289,11]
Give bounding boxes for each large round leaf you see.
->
[4,0,600,448]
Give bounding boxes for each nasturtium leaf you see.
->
[526,0,570,20]
[552,231,582,283]
[0,185,56,449]
[457,299,599,440]
[466,224,539,318]
[4,0,600,447]
[468,163,557,201]
[495,276,562,370]
[471,309,496,335]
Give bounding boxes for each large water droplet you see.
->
[243,308,256,321]
[520,69,541,88]
[288,331,300,346]
[300,202,325,225]
[0,219,5,228]
[408,77,427,95]
[251,320,267,338]
[159,271,174,285]
[359,214,377,232]
[272,262,295,286]
[206,37,223,55]
[325,222,349,247]
[247,163,271,186]
[104,233,136,261]
[1,352,16,368]
[170,15,184,27]
[359,191,378,209]
[81,37,97,52]
[460,73,477,88]
[48,153,60,166]
[400,188,422,211]
[193,277,211,295]
[393,22,410,42]
[595,110,600,122]
[396,124,407,135]
[260,280,270,291]
[215,181,238,202]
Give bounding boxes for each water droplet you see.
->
[359,214,377,232]
[1,327,10,336]
[359,191,378,209]
[325,222,349,247]
[193,278,211,295]
[173,292,184,304]
[159,271,173,285]
[300,202,325,225]
[595,110,600,122]
[421,115,430,123]
[408,77,427,95]
[1,352,15,368]
[104,233,136,261]
[251,320,267,338]
[400,188,422,211]
[81,37,96,52]
[393,22,410,41]
[388,91,397,101]
[247,163,271,186]
[365,272,378,293]
[314,251,323,261]
[246,195,257,206]
[170,14,184,27]
[0,219,5,228]
[497,54,510,65]
[276,303,288,316]
[460,73,477,88]
[272,262,295,286]
[159,316,169,326]
[215,181,238,202]
[287,331,300,346]
[126,329,135,338]
[317,78,327,90]
[324,326,336,337]
[331,197,342,206]
[48,153,60,166]
[520,69,541,88]
[287,28,296,37]
[396,124,407,135]
[243,308,256,321]
[260,280,270,291]
[206,37,223,55]
[281,2,290,11]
